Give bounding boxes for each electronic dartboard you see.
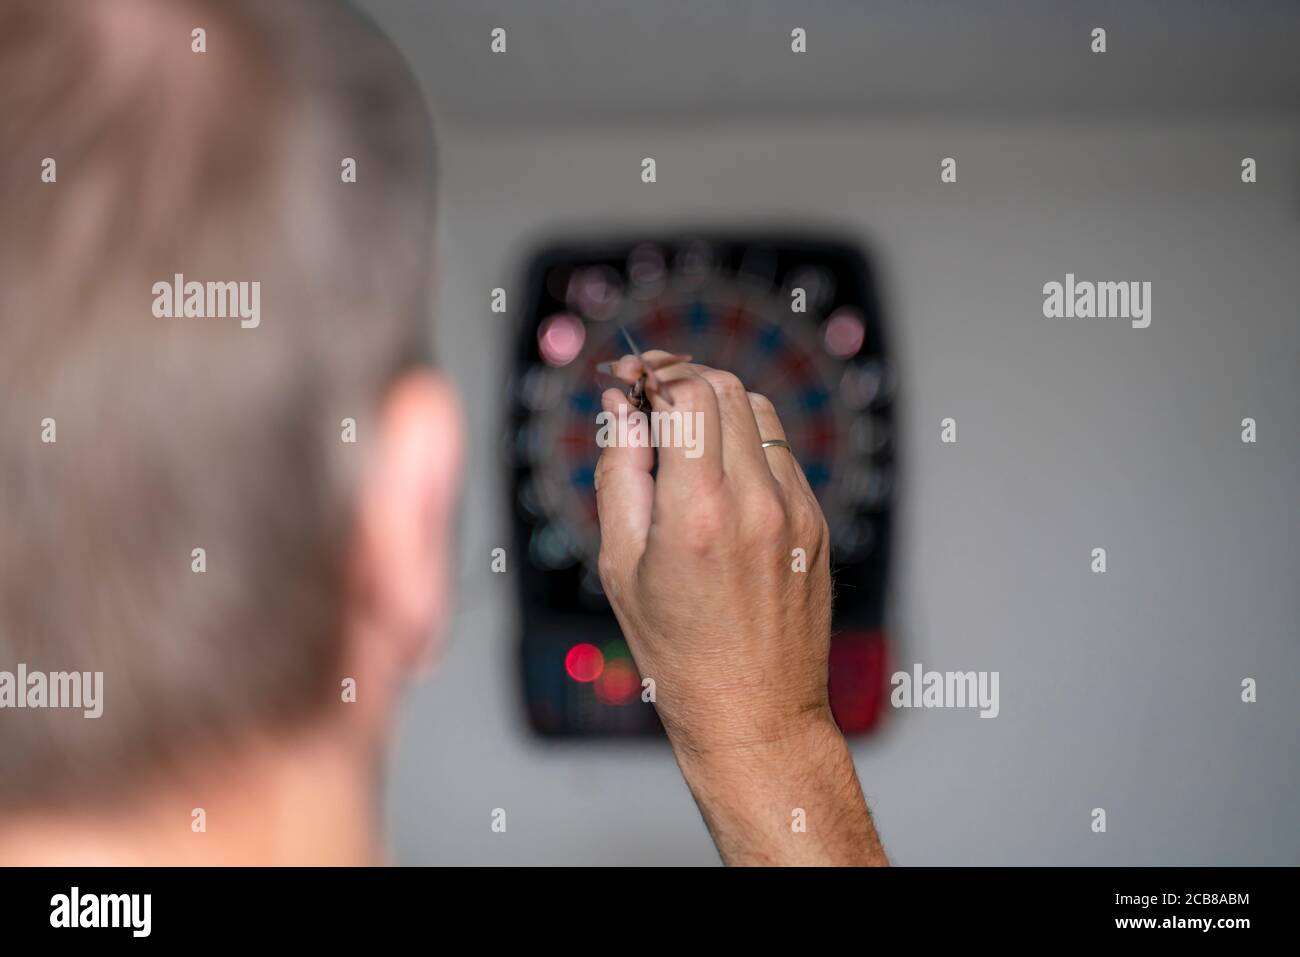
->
[510,237,895,738]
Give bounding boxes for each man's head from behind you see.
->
[0,0,460,824]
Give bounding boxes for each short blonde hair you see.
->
[0,0,436,806]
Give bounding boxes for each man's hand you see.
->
[594,352,888,866]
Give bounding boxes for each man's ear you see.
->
[350,369,463,679]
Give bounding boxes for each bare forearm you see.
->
[670,714,888,866]
[594,353,889,866]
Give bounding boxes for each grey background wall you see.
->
[357,1,1300,865]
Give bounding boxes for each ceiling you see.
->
[359,0,1300,130]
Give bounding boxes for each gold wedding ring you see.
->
[760,439,792,451]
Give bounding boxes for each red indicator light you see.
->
[564,643,605,683]
[828,629,888,735]
[595,658,639,705]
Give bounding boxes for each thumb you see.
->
[594,388,654,585]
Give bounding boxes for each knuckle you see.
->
[596,547,621,588]
[740,487,789,540]
[679,491,730,552]
[592,452,612,494]
[666,374,715,410]
[703,370,746,400]
[747,391,776,416]
[790,494,828,542]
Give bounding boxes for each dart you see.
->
[620,326,656,410]
[595,329,690,409]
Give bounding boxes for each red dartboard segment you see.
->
[560,423,589,452]
[780,348,813,379]
[645,306,677,342]
[809,420,839,459]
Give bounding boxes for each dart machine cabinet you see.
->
[508,236,895,738]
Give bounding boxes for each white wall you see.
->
[384,115,1300,864]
